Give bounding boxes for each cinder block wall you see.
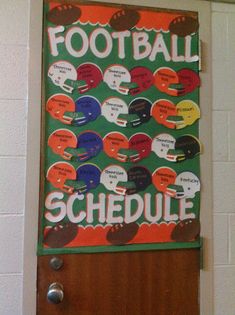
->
[212,3,235,315]
[0,1,234,314]
[0,1,29,315]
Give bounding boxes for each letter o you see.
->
[90,28,112,58]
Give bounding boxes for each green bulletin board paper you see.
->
[38,1,201,255]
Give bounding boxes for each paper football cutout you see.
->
[43,222,78,248]
[154,67,200,96]
[47,4,81,26]
[109,9,140,31]
[48,61,77,94]
[171,218,200,242]
[106,222,139,245]
[169,15,199,37]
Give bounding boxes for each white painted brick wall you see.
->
[212,3,235,315]
[0,0,29,314]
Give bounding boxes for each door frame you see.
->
[23,1,213,314]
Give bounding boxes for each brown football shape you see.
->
[43,222,78,248]
[107,222,139,245]
[169,16,199,37]
[171,218,200,242]
[110,9,140,31]
[47,4,81,26]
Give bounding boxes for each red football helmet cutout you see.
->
[129,133,152,162]
[77,63,103,94]
[129,66,154,95]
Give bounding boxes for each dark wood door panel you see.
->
[37,249,200,315]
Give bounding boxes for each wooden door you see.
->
[36,1,204,314]
[37,249,200,315]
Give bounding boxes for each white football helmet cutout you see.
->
[103,65,131,95]
[102,97,129,127]
[175,172,200,199]
[101,165,128,195]
[152,134,176,159]
[48,61,77,93]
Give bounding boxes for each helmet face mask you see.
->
[104,65,131,95]
[48,61,77,93]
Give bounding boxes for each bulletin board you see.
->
[38,0,202,255]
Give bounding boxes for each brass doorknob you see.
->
[47,282,64,304]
